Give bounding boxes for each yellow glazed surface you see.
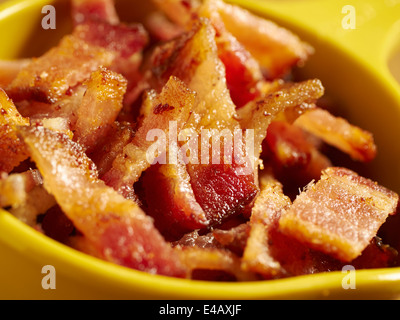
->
[1,0,400,299]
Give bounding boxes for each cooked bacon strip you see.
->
[0,59,30,88]
[0,89,29,127]
[0,89,29,173]
[39,117,74,139]
[102,76,196,200]
[216,32,263,108]
[0,169,56,226]
[18,126,187,277]
[176,246,258,281]
[155,0,313,79]
[147,19,259,225]
[241,175,349,278]
[148,19,237,129]
[212,222,249,256]
[295,107,377,162]
[263,120,331,188]
[152,0,264,108]
[212,0,313,79]
[88,121,135,177]
[152,0,201,27]
[141,161,209,241]
[279,167,399,262]
[73,67,127,152]
[241,176,292,278]
[71,0,119,25]
[0,170,40,209]
[72,20,148,61]
[7,35,114,103]
[196,0,264,108]
[7,19,147,105]
[192,1,264,108]
[237,79,324,176]
[145,11,185,41]
[16,86,86,124]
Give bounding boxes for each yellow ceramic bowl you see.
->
[1,0,400,300]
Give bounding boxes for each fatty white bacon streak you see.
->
[17,126,186,277]
[279,167,399,262]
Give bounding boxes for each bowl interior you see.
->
[1,0,400,299]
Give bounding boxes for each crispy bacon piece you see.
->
[197,0,264,108]
[0,89,29,127]
[153,0,313,78]
[16,86,86,124]
[242,175,347,278]
[72,20,148,61]
[102,76,196,199]
[147,19,259,225]
[212,222,250,256]
[88,121,135,177]
[7,18,147,105]
[0,89,29,173]
[279,167,399,262]
[7,35,114,103]
[141,161,209,241]
[241,176,292,278]
[73,67,127,151]
[0,59,30,88]
[18,126,186,277]
[0,170,39,209]
[176,246,258,281]
[16,66,127,155]
[145,11,185,41]
[295,108,377,162]
[263,120,332,189]
[152,0,201,27]
[216,32,263,108]
[212,0,313,79]
[148,19,237,128]
[71,0,120,25]
[152,0,264,108]
[0,169,56,226]
[237,79,325,176]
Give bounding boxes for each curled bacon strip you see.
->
[18,126,187,277]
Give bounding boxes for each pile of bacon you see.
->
[0,0,399,281]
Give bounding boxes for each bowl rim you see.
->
[2,205,400,300]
